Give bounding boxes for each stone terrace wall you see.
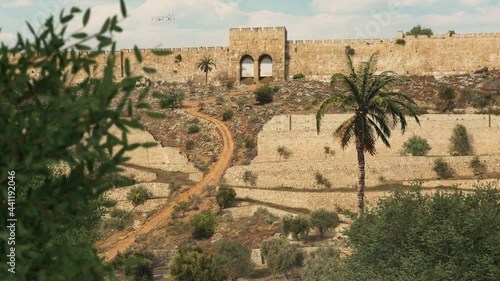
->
[225,156,500,189]
[254,114,500,163]
[287,33,500,80]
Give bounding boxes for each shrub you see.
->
[401,135,432,156]
[433,158,454,179]
[243,136,255,149]
[187,124,201,134]
[449,124,472,156]
[214,240,254,281]
[127,186,151,208]
[395,38,406,45]
[222,109,234,121]
[282,215,310,240]
[310,209,340,237]
[469,92,492,109]
[187,79,194,86]
[272,85,281,93]
[260,238,303,279]
[169,181,182,193]
[406,25,434,37]
[123,255,154,281]
[277,146,292,160]
[185,140,195,150]
[470,156,487,177]
[236,98,249,111]
[189,194,204,210]
[315,172,332,189]
[216,185,237,209]
[302,247,344,281]
[323,146,334,156]
[188,117,200,124]
[175,54,182,62]
[204,185,217,197]
[242,171,258,187]
[160,91,185,110]
[225,80,235,89]
[438,85,456,101]
[174,201,192,217]
[169,241,225,281]
[254,84,275,104]
[190,212,217,239]
[292,73,305,79]
[344,185,500,280]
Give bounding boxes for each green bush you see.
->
[225,80,235,89]
[242,170,258,187]
[277,146,292,160]
[310,209,340,237]
[344,184,500,280]
[185,140,195,150]
[127,186,152,208]
[282,215,310,240]
[254,84,275,104]
[438,85,456,101]
[175,54,182,62]
[302,247,344,281]
[123,256,154,281]
[160,91,185,110]
[406,25,434,37]
[470,156,487,177]
[433,158,454,179]
[315,172,332,189]
[187,124,201,134]
[293,73,305,79]
[272,85,281,93]
[190,212,217,239]
[216,185,237,209]
[214,240,254,281]
[222,109,234,121]
[449,124,472,156]
[174,201,192,217]
[169,241,225,281]
[346,46,355,56]
[395,39,406,46]
[169,182,182,193]
[469,92,492,109]
[401,135,432,156]
[260,238,303,279]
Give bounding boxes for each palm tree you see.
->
[119,186,151,226]
[316,50,420,212]
[196,56,216,85]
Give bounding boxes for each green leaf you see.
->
[61,15,74,24]
[146,112,165,119]
[70,7,82,14]
[142,142,158,148]
[125,58,131,76]
[120,0,127,17]
[136,103,151,110]
[143,67,156,74]
[112,25,123,32]
[100,18,110,34]
[152,49,173,56]
[134,46,142,63]
[76,44,91,51]
[71,33,88,39]
[83,9,91,26]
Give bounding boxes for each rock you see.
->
[474,66,488,74]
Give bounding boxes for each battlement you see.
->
[229,26,287,32]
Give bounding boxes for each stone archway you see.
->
[240,55,255,79]
[259,55,273,78]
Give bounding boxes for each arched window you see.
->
[259,55,272,77]
[240,55,254,78]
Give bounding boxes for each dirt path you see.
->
[99,85,257,261]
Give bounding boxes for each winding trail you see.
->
[99,85,256,261]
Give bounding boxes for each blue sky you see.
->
[0,0,499,49]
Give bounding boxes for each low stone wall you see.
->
[227,204,295,220]
[225,156,500,189]
[106,183,172,213]
[118,165,157,182]
[233,181,495,212]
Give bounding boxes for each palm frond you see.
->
[334,115,356,149]
[316,96,343,134]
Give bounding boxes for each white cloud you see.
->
[2,0,32,8]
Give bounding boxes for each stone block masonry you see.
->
[47,27,498,85]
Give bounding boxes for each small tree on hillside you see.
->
[302,246,344,281]
[254,84,275,104]
[190,212,217,240]
[216,185,237,210]
[120,186,152,226]
[260,238,303,280]
[169,241,225,281]
[196,56,216,85]
[310,209,340,237]
[449,124,472,156]
[282,216,310,241]
[214,240,254,281]
[242,170,258,187]
[277,146,292,161]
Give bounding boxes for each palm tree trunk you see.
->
[119,205,136,226]
[205,71,208,85]
[355,138,366,213]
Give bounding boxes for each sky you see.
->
[0,0,499,49]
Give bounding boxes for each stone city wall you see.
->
[254,114,500,163]
[224,156,500,189]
